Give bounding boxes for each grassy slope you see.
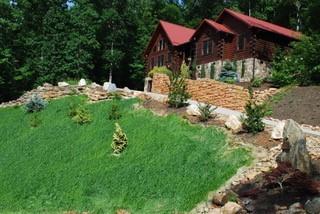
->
[0,97,250,213]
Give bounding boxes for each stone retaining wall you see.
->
[152,73,250,111]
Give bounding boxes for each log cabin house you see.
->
[144,8,301,82]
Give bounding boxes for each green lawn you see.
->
[0,96,250,213]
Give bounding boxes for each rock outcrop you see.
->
[276,119,312,175]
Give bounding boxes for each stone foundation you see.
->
[196,58,271,82]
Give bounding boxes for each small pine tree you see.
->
[111,123,128,155]
[241,89,267,134]
[168,74,191,108]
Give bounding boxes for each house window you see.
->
[158,39,165,51]
[157,55,164,66]
[237,34,245,50]
[202,40,213,55]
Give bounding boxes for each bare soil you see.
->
[271,86,320,126]
[235,82,276,91]
[142,99,280,149]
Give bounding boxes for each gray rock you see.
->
[271,120,285,140]
[221,202,242,214]
[78,78,86,86]
[277,119,311,174]
[58,82,69,87]
[186,103,201,116]
[305,197,320,214]
[225,115,242,134]
[103,82,117,93]
[90,82,101,89]
[289,202,306,214]
[212,191,228,206]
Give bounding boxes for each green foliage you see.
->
[108,103,122,120]
[24,94,48,113]
[271,35,320,87]
[180,61,190,78]
[111,123,128,155]
[148,66,172,78]
[241,60,246,78]
[0,96,250,213]
[224,78,237,84]
[197,103,217,122]
[109,92,122,101]
[29,114,42,128]
[223,61,235,71]
[251,78,263,88]
[68,100,91,125]
[168,74,191,108]
[210,63,215,79]
[242,92,267,134]
[200,65,206,78]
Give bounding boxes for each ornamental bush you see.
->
[69,102,91,125]
[168,74,191,108]
[24,94,48,113]
[180,61,190,78]
[197,103,217,122]
[111,123,128,155]
[148,66,172,78]
[241,90,267,134]
[108,103,121,120]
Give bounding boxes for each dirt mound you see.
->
[271,86,320,126]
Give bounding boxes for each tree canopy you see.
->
[0,0,319,102]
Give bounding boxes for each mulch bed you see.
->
[271,86,320,126]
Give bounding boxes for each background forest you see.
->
[1,0,319,102]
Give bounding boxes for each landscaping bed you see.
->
[0,96,250,213]
[270,86,320,126]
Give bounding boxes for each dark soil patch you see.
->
[271,86,320,126]
[237,131,280,150]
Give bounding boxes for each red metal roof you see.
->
[203,19,234,34]
[218,8,301,40]
[159,20,195,46]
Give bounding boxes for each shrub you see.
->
[210,63,215,79]
[251,78,263,88]
[111,123,128,155]
[109,92,122,100]
[148,66,172,78]
[168,74,191,108]
[69,102,91,125]
[271,35,320,87]
[180,61,190,78]
[24,94,48,113]
[29,114,41,128]
[197,103,217,122]
[108,103,121,120]
[200,65,206,78]
[241,90,267,134]
[219,61,238,83]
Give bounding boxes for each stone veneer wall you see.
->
[196,58,271,82]
[152,73,250,111]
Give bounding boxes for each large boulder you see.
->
[103,82,117,93]
[186,103,201,116]
[78,78,86,86]
[225,115,242,134]
[305,197,320,214]
[271,120,285,140]
[276,119,311,175]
